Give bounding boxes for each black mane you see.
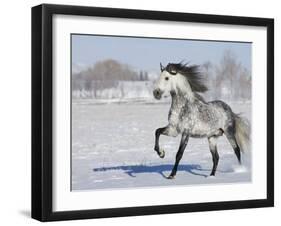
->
[164,62,208,93]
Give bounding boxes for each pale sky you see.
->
[72,34,251,72]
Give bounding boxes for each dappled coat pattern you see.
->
[153,62,251,179]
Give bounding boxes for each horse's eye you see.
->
[165,77,169,81]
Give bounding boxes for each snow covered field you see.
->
[72,99,252,191]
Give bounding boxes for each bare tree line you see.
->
[72,50,251,101]
[202,50,251,101]
[72,59,149,96]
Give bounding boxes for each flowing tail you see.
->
[234,114,251,153]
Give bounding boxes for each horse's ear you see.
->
[160,62,164,72]
[170,69,177,75]
[169,64,177,75]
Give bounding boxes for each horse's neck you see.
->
[170,91,203,113]
[171,91,191,111]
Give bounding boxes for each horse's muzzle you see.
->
[153,89,163,100]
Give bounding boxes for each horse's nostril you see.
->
[153,89,159,95]
[153,89,162,99]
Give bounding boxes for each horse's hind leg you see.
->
[168,132,189,179]
[208,136,219,176]
[225,127,241,164]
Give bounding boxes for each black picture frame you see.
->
[32,3,274,222]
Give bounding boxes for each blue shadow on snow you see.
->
[92,164,218,178]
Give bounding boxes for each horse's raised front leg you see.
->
[154,127,167,158]
[154,126,178,158]
[208,136,219,176]
[168,132,189,179]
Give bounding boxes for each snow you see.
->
[72,100,251,191]
[72,81,155,99]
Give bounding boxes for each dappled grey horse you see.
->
[153,62,250,179]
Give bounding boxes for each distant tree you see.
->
[201,61,213,99]
[139,70,144,81]
[139,70,149,81]
[72,72,84,90]
[215,50,246,99]
[72,59,140,97]
[144,71,149,80]
[238,68,251,100]
[202,61,213,76]
[199,49,252,101]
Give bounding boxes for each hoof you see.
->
[167,175,175,179]
[158,148,165,158]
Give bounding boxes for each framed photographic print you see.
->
[32,4,274,221]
